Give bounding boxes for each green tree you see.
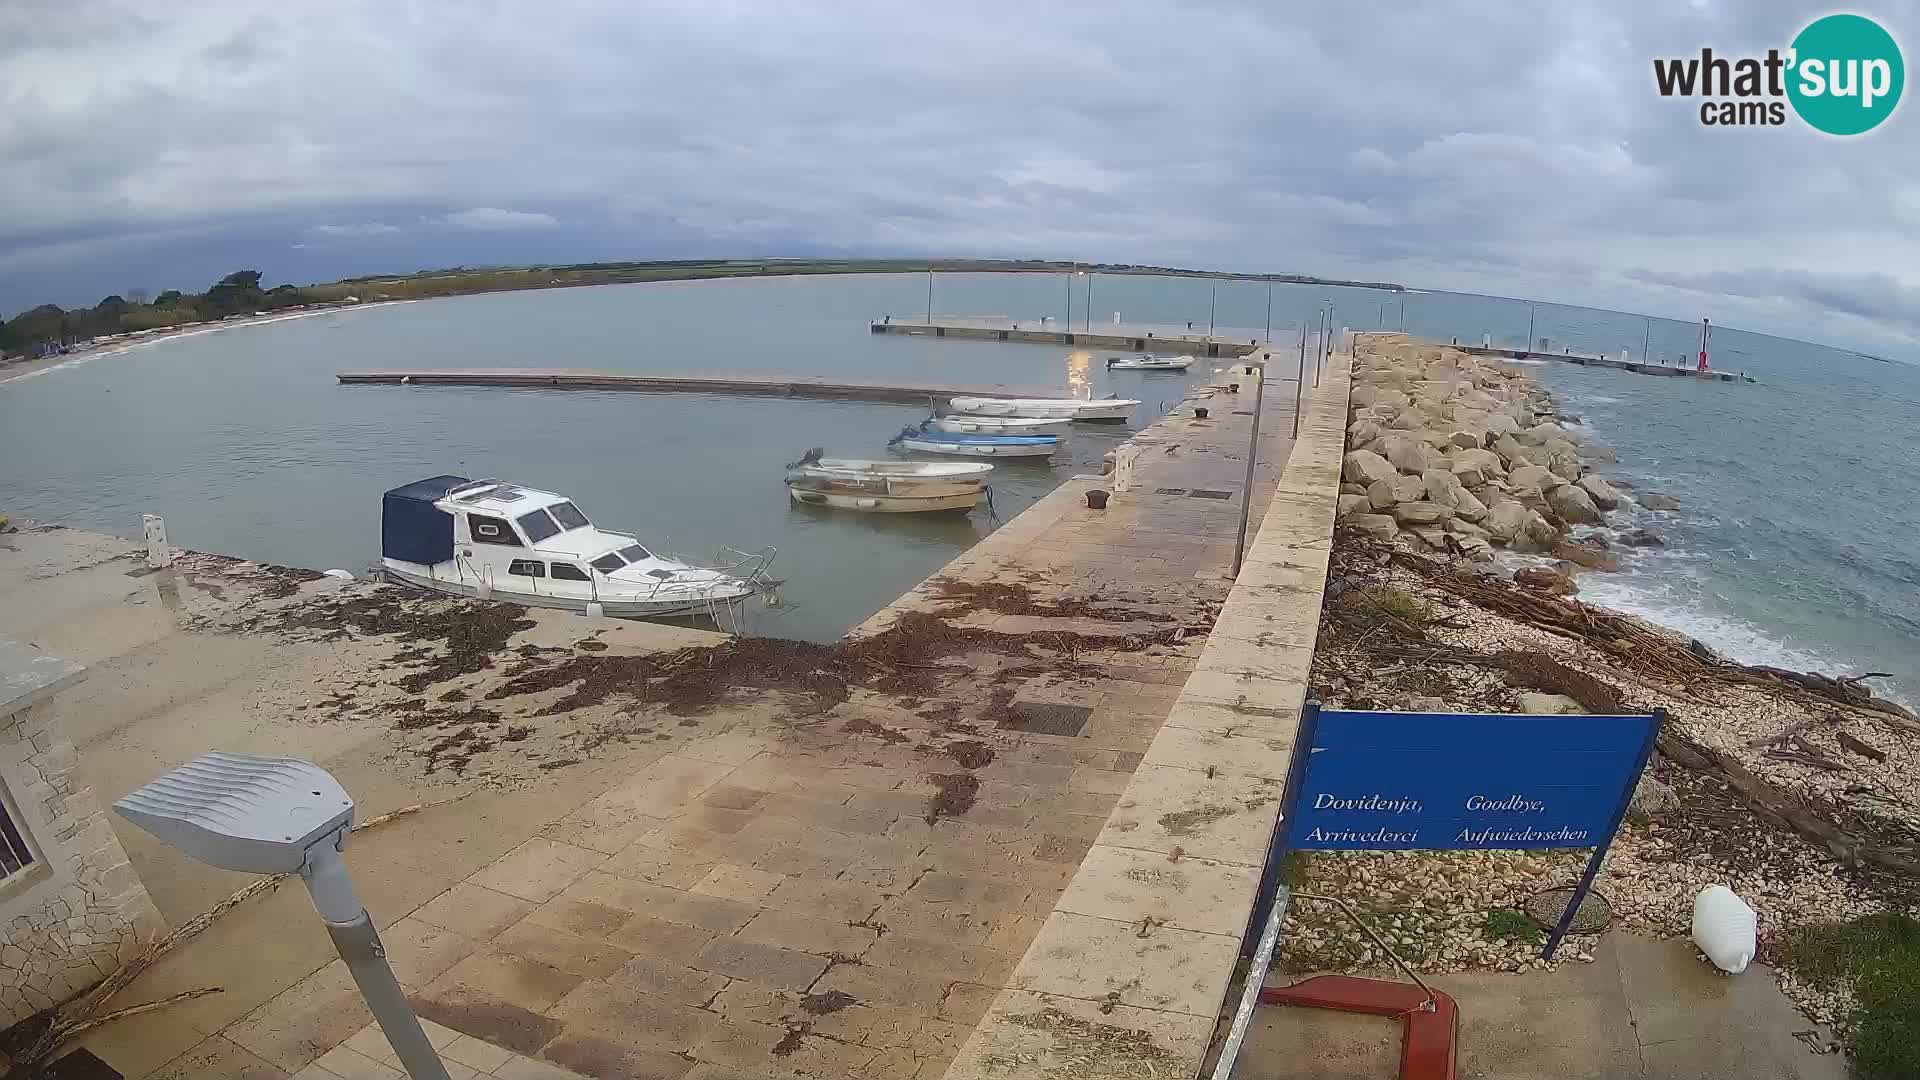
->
[204,270,266,316]
[154,290,184,307]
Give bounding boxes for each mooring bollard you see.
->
[1195,407,1209,419]
[1086,490,1109,510]
[142,514,173,569]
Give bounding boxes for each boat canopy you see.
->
[382,474,469,565]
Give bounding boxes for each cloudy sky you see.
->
[4,0,1917,355]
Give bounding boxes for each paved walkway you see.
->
[10,361,1305,1078]
[1239,934,1845,1079]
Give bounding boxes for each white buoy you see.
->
[585,601,605,619]
[1691,885,1756,973]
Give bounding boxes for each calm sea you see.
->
[2,273,1915,699]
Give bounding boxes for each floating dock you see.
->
[335,368,1056,403]
[1462,345,1755,382]
[869,317,1264,357]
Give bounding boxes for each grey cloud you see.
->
[1,0,1917,356]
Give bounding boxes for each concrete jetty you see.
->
[337,367,1058,403]
[871,316,1264,358]
[1461,344,1756,383]
[7,360,1341,1080]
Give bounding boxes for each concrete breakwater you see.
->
[337,367,1056,404]
[870,317,1263,358]
[1461,344,1756,383]
[1338,333,1674,586]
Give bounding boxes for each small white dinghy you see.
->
[947,395,1139,422]
[1107,354,1193,371]
[380,476,775,619]
[926,414,1070,434]
[785,452,992,513]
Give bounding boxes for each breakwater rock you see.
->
[1339,335,1664,580]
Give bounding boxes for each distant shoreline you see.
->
[0,300,414,385]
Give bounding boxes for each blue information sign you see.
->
[1257,703,1664,960]
[1289,709,1661,851]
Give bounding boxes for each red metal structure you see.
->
[1260,975,1460,1080]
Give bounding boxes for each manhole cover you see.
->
[1187,489,1234,500]
[1154,487,1188,496]
[998,702,1092,737]
[1524,887,1614,934]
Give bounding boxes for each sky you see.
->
[3,0,1918,358]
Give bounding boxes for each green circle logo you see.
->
[1788,14,1904,135]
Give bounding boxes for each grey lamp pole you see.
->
[1232,352,1268,578]
[1264,280,1273,342]
[1064,273,1072,328]
[925,268,933,324]
[116,753,450,1080]
[1208,284,1217,335]
[1086,273,1095,332]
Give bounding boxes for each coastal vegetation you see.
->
[1787,914,1920,1079]
[0,257,1403,355]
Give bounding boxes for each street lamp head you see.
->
[114,751,354,874]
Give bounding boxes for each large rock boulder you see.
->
[1392,501,1450,525]
[1445,430,1483,450]
[1450,449,1504,487]
[1483,413,1522,440]
[1347,419,1383,446]
[1546,483,1605,525]
[1445,517,1491,539]
[1638,492,1682,511]
[1367,474,1426,511]
[1350,386,1409,411]
[1493,434,1534,468]
[1422,469,1487,521]
[1514,511,1563,552]
[1514,565,1575,595]
[1577,475,1622,510]
[1619,527,1666,548]
[1379,435,1437,475]
[1337,494,1370,517]
[1483,500,1530,543]
[1517,422,1566,446]
[1343,450,1398,487]
[1456,535,1496,562]
[1341,482,1369,496]
[1508,465,1555,497]
[1348,513,1399,540]
[1553,540,1620,571]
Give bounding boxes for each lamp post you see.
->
[925,268,934,324]
[1208,283,1218,336]
[1064,272,1072,329]
[1264,280,1273,342]
[1232,352,1268,579]
[1083,272,1094,332]
[116,753,451,1080]
[1294,324,1307,439]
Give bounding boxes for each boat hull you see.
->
[1107,358,1192,371]
[380,562,753,618]
[948,396,1138,421]
[787,486,981,513]
[893,436,1056,458]
[926,415,1071,434]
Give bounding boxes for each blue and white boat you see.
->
[888,425,1059,458]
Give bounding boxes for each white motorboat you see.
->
[947,395,1140,422]
[925,414,1071,435]
[1107,354,1193,371]
[380,476,775,619]
[889,426,1059,458]
[785,453,992,512]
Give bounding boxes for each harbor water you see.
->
[2,272,1915,697]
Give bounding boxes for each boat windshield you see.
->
[590,552,625,574]
[517,509,561,543]
[549,501,590,530]
[619,543,651,562]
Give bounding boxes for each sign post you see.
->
[1276,703,1662,960]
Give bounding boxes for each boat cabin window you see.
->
[468,513,522,546]
[517,509,561,543]
[619,543,651,562]
[549,502,590,530]
[550,563,590,582]
[590,553,626,574]
[507,559,544,578]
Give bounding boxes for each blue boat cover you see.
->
[382,474,468,565]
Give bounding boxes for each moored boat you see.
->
[947,395,1139,421]
[784,452,992,512]
[379,476,775,618]
[925,414,1071,434]
[1106,354,1193,371]
[888,426,1059,458]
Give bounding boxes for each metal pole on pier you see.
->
[926,268,934,324]
[1086,273,1095,332]
[1526,305,1536,352]
[1265,280,1273,342]
[1232,352,1268,580]
[1643,317,1652,364]
[1293,325,1306,439]
[1208,283,1218,336]
[1063,273,1072,328]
